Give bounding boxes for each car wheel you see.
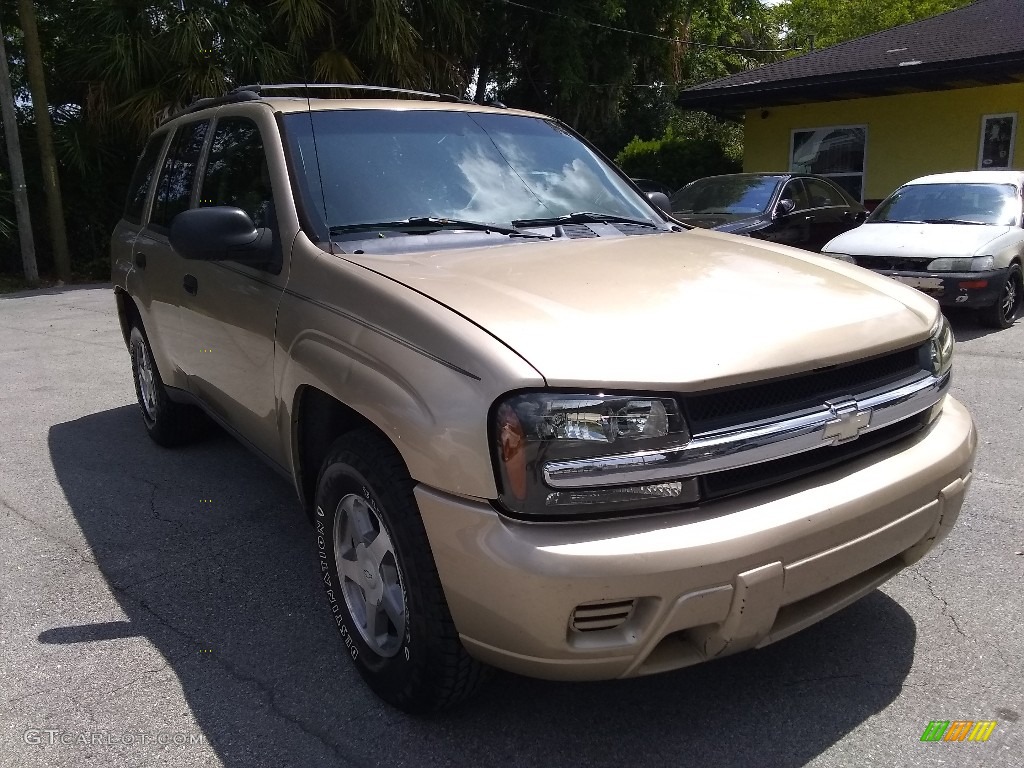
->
[978,264,1023,329]
[128,324,205,446]
[314,429,487,712]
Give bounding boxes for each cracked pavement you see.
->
[1,286,1021,768]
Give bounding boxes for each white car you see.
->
[822,171,1024,329]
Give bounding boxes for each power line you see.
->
[497,0,801,54]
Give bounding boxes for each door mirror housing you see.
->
[774,198,797,219]
[169,207,272,265]
[647,191,672,214]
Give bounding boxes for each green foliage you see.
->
[772,0,973,51]
[0,0,965,281]
[615,132,741,190]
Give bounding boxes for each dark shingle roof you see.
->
[679,0,1024,113]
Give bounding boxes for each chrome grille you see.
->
[683,345,926,432]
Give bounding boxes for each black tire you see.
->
[313,428,486,712]
[978,264,1023,329]
[128,324,205,447]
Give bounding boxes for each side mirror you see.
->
[169,207,272,264]
[647,191,672,213]
[774,198,797,218]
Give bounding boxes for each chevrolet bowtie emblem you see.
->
[823,399,872,443]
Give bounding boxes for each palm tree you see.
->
[16,0,69,281]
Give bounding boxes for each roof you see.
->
[678,0,1024,116]
[903,170,1024,186]
[162,84,544,126]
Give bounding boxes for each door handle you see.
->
[183,274,198,295]
[134,252,147,269]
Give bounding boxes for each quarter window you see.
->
[790,126,867,202]
[123,132,167,224]
[149,120,209,230]
[200,117,274,228]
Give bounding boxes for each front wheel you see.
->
[313,429,486,712]
[978,264,1023,329]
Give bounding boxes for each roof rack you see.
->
[233,83,473,104]
[161,82,475,125]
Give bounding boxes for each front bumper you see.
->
[416,396,976,681]
[874,268,1007,308]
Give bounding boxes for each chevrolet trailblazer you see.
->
[111,84,976,712]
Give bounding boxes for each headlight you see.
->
[929,314,954,378]
[492,392,696,519]
[926,256,994,271]
[824,253,856,263]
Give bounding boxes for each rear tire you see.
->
[978,264,1023,329]
[128,324,205,446]
[313,428,487,712]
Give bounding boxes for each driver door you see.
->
[176,110,290,466]
[760,179,812,247]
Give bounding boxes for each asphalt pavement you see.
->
[0,285,1021,768]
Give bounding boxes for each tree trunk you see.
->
[0,20,37,284]
[17,0,70,282]
[473,58,491,104]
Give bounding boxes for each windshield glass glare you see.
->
[282,110,658,233]
[670,175,782,215]
[870,183,1021,226]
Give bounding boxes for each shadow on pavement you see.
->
[943,306,1017,342]
[49,405,916,768]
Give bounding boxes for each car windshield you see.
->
[670,175,781,215]
[869,182,1021,226]
[281,109,659,234]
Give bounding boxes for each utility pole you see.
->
[0,19,37,284]
[16,0,70,283]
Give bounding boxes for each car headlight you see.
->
[492,392,696,519]
[824,253,856,264]
[929,314,954,378]
[926,256,994,271]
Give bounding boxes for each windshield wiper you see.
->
[329,217,547,238]
[512,211,661,228]
[920,218,990,226]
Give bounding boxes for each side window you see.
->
[123,132,167,224]
[780,179,810,211]
[200,117,274,228]
[804,178,845,208]
[149,120,209,231]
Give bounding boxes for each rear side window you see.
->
[200,117,274,227]
[804,178,845,208]
[149,120,209,231]
[123,132,167,224]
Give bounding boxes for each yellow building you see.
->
[678,0,1024,207]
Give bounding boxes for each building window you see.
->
[978,113,1016,170]
[790,125,867,202]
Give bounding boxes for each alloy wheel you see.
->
[134,339,158,421]
[332,493,406,657]
[1001,273,1021,323]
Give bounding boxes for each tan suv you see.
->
[111,84,976,713]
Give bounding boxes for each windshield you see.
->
[670,175,782,215]
[282,109,659,234]
[870,183,1021,225]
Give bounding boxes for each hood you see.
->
[346,230,938,389]
[824,222,1012,258]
